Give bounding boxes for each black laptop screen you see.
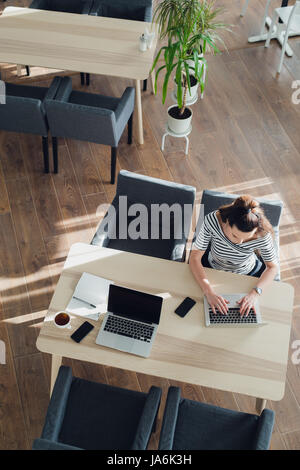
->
[107,284,163,324]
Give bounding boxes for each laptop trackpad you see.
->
[114,336,134,353]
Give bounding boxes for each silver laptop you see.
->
[204,293,266,327]
[96,284,163,357]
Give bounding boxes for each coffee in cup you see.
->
[54,311,71,329]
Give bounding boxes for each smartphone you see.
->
[175,297,196,318]
[71,321,94,343]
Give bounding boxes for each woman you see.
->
[189,195,278,317]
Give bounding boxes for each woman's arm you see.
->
[238,260,278,316]
[189,249,229,315]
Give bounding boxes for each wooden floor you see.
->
[1,0,300,450]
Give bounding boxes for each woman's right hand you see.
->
[205,290,229,315]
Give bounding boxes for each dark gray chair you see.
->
[44,76,135,183]
[92,0,153,91]
[91,170,196,262]
[32,366,162,450]
[159,387,275,450]
[28,0,93,84]
[0,76,62,173]
[193,189,283,280]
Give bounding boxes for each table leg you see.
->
[135,79,144,145]
[50,354,62,396]
[256,398,267,414]
[150,71,155,95]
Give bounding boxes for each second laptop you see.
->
[96,284,163,357]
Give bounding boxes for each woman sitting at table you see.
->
[189,195,278,317]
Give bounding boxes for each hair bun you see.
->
[234,195,259,214]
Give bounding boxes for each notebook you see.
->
[66,272,114,320]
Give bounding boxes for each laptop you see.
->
[96,284,163,357]
[204,293,266,327]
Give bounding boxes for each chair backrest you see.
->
[115,170,196,208]
[44,99,118,146]
[198,189,283,233]
[95,0,152,22]
[0,84,48,136]
[29,0,89,14]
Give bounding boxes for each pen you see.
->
[73,296,97,308]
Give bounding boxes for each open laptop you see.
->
[96,284,163,357]
[204,293,266,327]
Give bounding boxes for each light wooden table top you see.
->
[37,243,294,402]
[0,7,158,80]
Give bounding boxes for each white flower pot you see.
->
[167,105,192,134]
[174,75,199,103]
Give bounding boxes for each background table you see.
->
[36,243,294,413]
[0,6,158,144]
[247,0,300,56]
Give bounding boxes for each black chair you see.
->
[44,76,135,182]
[158,387,275,450]
[193,189,283,280]
[0,76,62,173]
[91,170,196,262]
[32,366,162,450]
[91,0,153,91]
[28,0,93,84]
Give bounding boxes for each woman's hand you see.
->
[237,290,258,317]
[206,291,229,315]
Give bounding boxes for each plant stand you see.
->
[161,124,192,155]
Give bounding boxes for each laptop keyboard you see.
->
[209,307,258,324]
[104,315,154,342]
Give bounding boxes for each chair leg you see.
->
[110,147,117,184]
[265,12,276,48]
[143,79,147,91]
[128,113,133,145]
[278,28,289,74]
[42,136,49,173]
[80,73,85,85]
[52,137,58,174]
[86,73,90,86]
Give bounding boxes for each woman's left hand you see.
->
[237,290,258,317]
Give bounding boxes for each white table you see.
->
[247,0,300,57]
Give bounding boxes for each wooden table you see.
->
[0,6,158,144]
[36,243,294,413]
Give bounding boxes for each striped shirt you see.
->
[193,211,277,274]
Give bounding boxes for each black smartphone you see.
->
[71,321,94,343]
[175,297,196,318]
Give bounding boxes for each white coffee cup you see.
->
[54,311,71,329]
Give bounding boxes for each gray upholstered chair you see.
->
[0,76,62,173]
[91,170,196,262]
[92,0,153,91]
[28,0,93,85]
[44,76,135,183]
[158,387,275,450]
[32,366,162,450]
[193,189,283,280]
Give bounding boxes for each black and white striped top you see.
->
[193,211,277,274]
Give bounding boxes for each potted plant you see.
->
[152,0,227,133]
